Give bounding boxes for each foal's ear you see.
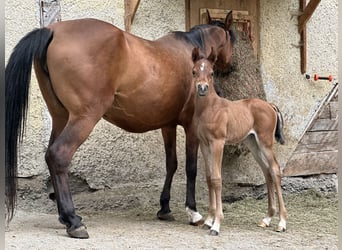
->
[206,9,212,23]
[208,47,217,64]
[224,11,233,30]
[192,47,201,62]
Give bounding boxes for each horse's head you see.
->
[206,10,235,72]
[192,47,217,97]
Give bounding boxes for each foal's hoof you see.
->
[275,225,286,232]
[157,211,175,221]
[67,225,89,239]
[209,229,219,236]
[258,220,269,228]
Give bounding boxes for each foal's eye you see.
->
[210,71,214,77]
[192,70,196,76]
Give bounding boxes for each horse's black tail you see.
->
[5,28,53,223]
[270,103,285,145]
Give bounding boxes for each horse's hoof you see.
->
[202,224,211,230]
[275,225,286,232]
[190,218,204,226]
[67,225,89,239]
[209,229,219,236]
[157,211,175,221]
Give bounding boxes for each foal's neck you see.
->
[194,90,221,115]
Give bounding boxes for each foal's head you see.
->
[192,47,217,97]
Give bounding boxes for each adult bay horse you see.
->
[5,14,234,238]
[191,47,287,235]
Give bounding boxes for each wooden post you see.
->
[124,0,141,32]
[298,0,321,74]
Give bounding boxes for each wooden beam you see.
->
[298,0,321,33]
[299,0,307,73]
[298,0,321,73]
[124,0,141,32]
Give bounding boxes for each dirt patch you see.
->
[5,189,338,249]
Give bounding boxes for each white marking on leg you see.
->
[262,217,272,226]
[211,220,220,234]
[278,219,286,231]
[186,207,203,223]
[204,216,214,228]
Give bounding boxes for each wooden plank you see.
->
[298,0,321,33]
[300,131,338,145]
[308,118,338,132]
[318,101,338,119]
[283,150,337,177]
[294,139,337,153]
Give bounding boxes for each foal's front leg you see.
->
[201,140,225,236]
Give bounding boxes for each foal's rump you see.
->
[246,99,285,145]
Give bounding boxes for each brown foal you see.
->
[191,47,287,236]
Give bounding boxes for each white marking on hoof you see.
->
[186,207,203,224]
[276,220,286,232]
[258,217,271,228]
[210,221,220,235]
[204,217,213,228]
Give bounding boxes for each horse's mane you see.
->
[172,23,235,51]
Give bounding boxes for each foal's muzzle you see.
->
[197,83,209,96]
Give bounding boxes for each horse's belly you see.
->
[102,101,180,133]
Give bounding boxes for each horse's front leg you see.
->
[157,126,177,221]
[184,127,203,226]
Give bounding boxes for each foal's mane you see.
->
[172,23,235,51]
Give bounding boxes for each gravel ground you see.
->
[5,190,338,250]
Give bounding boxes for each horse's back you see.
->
[38,18,193,132]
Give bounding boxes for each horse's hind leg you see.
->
[45,115,100,238]
[158,126,177,221]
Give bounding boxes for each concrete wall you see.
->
[5,0,338,199]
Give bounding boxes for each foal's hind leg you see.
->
[263,148,287,232]
[245,135,287,232]
[244,136,277,228]
[45,115,100,238]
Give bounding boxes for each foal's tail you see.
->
[270,103,285,145]
[5,28,53,223]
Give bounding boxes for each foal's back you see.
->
[200,97,276,145]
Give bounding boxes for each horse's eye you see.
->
[192,70,196,77]
[210,71,214,77]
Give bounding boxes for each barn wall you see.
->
[259,0,338,139]
[5,0,338,202]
